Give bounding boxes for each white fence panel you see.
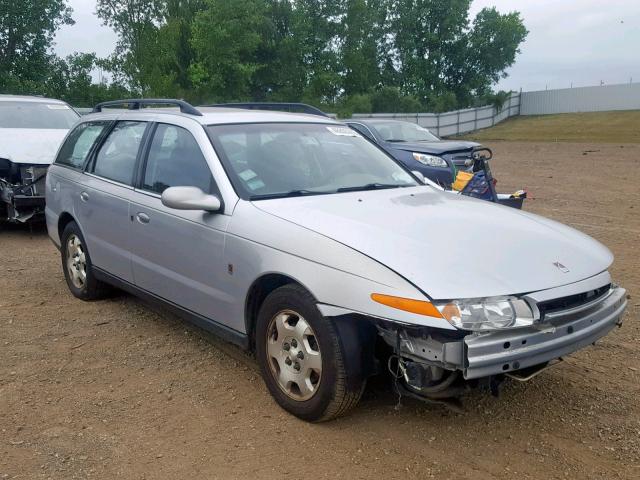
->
[520,82,640,115]
[352,92,520,137]
[349,82,640,134]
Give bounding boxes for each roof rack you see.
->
[207,102,328,117]
[92,98,202,116]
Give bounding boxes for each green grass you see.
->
[459,110,640,143]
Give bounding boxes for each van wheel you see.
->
[255,284,365,422]
[60,221,110,300]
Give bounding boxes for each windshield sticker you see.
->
[46,104,70,110]
[239,169,257,181]
[247,179,265,191]
[326,126,359,137]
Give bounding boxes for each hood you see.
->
[0,128,68,165]
[389,140,480,155]
[253,187,613,300]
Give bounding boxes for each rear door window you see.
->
[56,122,109,169]
[141,123,214,194]
[91,121,147,186]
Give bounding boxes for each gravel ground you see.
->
[1,141,639,479]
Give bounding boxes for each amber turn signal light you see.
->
[371,293,443,318]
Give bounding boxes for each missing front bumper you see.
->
[377,286,627,382]
[1,193,46,222]
[1,163,48,222]
[463,286,627,379]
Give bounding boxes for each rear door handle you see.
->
[136,212,150,224]
[80,191,89,202]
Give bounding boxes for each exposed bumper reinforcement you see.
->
[463,286,627,379]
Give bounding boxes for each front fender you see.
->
[225,201,455,331]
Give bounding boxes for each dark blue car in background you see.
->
[346,119,481,187]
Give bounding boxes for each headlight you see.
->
[412,153,448,168]
[436,297,535,331]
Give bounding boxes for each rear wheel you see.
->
[60,221,110,300]
[255,284,365,422]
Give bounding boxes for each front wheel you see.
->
[255,284,366,422]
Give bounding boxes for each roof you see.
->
[80,106,340,126]
[0,94,68,104]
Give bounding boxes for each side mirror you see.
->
[161,186,221,212]
[411,171,427,184]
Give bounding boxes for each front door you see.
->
[128,122,231,324]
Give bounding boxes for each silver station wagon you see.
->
[46,99,627,421]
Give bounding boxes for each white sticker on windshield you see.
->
[46,104,70,110]
[327,126,359,137]
[239,169,257,181]
[247,179,265,191]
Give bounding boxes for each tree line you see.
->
[1,0,527,115]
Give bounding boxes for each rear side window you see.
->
[91,121,147,186]
[56,122,108,169]
[142,124,213,194]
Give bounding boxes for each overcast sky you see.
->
[54,0,640,92]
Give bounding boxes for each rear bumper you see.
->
[463,286,627,379]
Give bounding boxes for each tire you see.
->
[255,284,366,422]
[60,221,110,300]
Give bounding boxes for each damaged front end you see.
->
[0,159,48,223]
[376,283,627,401]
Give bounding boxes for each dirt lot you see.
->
[1,141,639,479]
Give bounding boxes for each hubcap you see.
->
[66,234,87,289]
[266,310,322,401]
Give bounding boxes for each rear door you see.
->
[76,120,149,282]
[47,121,111,243]
[128,122,231,323]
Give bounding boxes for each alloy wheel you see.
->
[66,234,87,289]
[266,309,322,401]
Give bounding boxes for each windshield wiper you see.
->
[336,183,408,193]
[249,189,330,200]
[385,139,406,142]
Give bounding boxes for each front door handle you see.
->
[80,191,89,202]
[136,212,150,224]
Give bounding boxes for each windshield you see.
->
[207,123,418,199]
[0,101,79,129]
[371,122,440,142]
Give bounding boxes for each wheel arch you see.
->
[244,272,316,351]
[57,211,77,241]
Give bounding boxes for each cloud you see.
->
[54,0,117,59]
[470,0,640,91]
